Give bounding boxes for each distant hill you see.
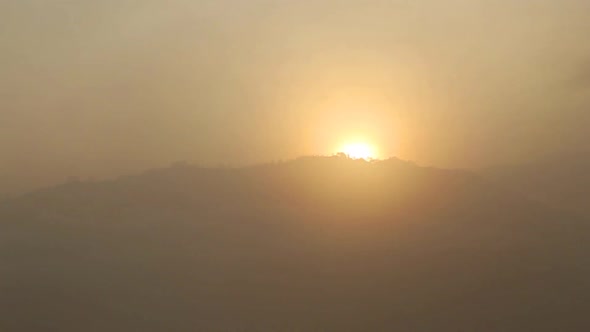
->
[1,156,589,331]
[482,151,590,218]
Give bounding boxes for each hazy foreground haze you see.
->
[2,1,590,331]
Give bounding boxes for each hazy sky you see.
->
[2,0,590,192]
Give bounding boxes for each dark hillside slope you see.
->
[1,156,589,331]
[482,151,590,218]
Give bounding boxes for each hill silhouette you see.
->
[1,155,589,331]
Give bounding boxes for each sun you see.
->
[340,143,377,160]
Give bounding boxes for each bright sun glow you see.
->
[340,143,376,160]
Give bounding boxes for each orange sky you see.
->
[1,0,590,193]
